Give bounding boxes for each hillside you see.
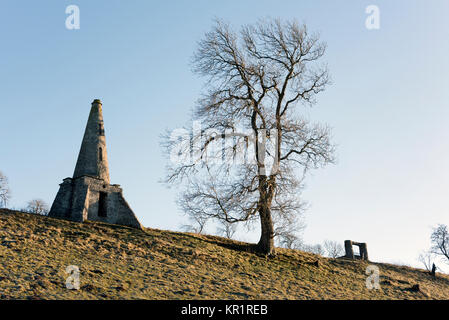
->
[0,209,448,300]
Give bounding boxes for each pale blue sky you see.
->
[1,1,449,269]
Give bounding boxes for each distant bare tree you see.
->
[277,231,303,250]
[302,243,325,256]
[163,18,334,256]
[0,171,11,208]
[323,240,344,258]
[418,250,435,272]
[26,199,49,216]
[217,221,237,239]
[275,214,305,249]
[180,212,208,234]
[430,224,449,264]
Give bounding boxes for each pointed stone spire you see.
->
[73,99,110,183]
[49,98,141,229]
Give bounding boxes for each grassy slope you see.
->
[0,209,448,300]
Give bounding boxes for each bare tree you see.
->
[323,240,344,258]
[276,231,303,250]
[163,18,334,255]
[275,214,306,249]
[301,243,325,256]
[180,213,208,234]
[418,250,435,272]
[217,220,237,239]
[430,224,449,264]
[26,199,49,216]
[0,171,11,208]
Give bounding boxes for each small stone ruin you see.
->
[344,240,368,261]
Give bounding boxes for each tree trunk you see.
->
[254,125,275,256]
[257,205,275,256]
[256,174,275,256]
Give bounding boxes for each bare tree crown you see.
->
[0,171,11,208]
[26,199,49,216]
[431,224,449,263]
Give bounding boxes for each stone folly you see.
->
[344,240,368,261]
[48,99,142,229]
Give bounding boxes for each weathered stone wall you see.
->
[114,192,142,229]
[82,176,141,229]
[48,178,73,218]
[344,240,354,259]
[69,178,90,222]
[49,175,142,229]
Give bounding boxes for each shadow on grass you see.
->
[178,232,262,255]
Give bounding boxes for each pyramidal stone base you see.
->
[49,176,141,228]
[48,99,142,229]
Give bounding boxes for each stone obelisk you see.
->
[73,99,110,183]
[48,99,142,229]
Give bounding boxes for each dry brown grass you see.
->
[1,209,448,300]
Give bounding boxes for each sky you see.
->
[1,0,449,270]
